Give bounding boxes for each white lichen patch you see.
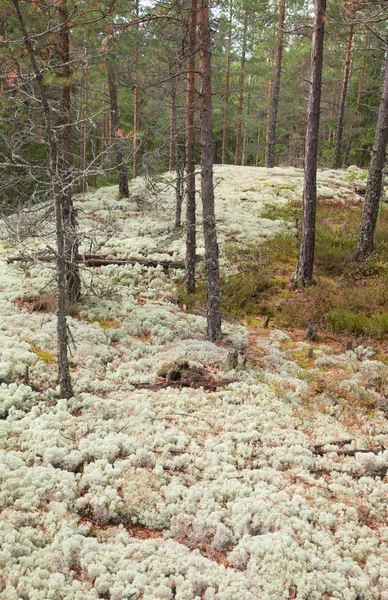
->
[1,167,388,600]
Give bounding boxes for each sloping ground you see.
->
[1,167,388,600]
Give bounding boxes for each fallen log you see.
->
[132,378,234,391]
[6,253,186,270]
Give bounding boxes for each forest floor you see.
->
[1,166,388,600]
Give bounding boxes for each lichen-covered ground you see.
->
[1,166,388,600]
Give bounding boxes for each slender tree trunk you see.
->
[265,0,286,168]
[356,53,388,260]
[12,0,73,398]
[265,78,272,161]
[107,65,129,197]
[185,0,197,294]
[332,20,354,168]
[255,128,261,167]
[343,33,368,167]
[79,86,87,193]
[294,0,327,287]
[169,77,178,172]
[198,0,222,340]
[234,10,248,165]
[133,0,140,177]
[221,0,233,164]
[175,163,184,228]
[58,0,81,304]
[242,74,252,166]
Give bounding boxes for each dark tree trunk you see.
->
[13,0,73,398]
[198,0,222,341]
[221,0,233,164]
[265,0,285,168]
[234,10,248,166]
[332,20,354,168]
[265,78,272,161]
[356,53,388,260]
[242,74,252,166]
[294,0,327,288]
[169,77,178,172]
[343,33,368,167]
[107,65,129,198]
[185,0,197,294]
[175,162,184,229]
[59,0,81,304]
[133,0,140,177]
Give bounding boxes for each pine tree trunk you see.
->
[265,0,285,168]
[265,78,272,160]
[234,10,248,166]
[221,0,233,164]
[198,0,222,341]
[58,0,81,304]
[107,65,129,198]
[185,0,197,294]
[12,0,73,398]
[356,53,388,260]
[332,21,354,168]
[294,0,327,287]
[169,77,178,172]
[242,74,252,166]
[133,0,140,177]
[343,33,368,167]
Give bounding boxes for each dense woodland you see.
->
[1,1,388,599]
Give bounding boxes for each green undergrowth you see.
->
[178,200,388,340]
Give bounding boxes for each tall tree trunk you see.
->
[221,0,233,164]
[265,78,272,161]
[107,65,130,197]
[242,74,252,166]
[58,0,81,304]
[133,0,140,177]
[332,15,354,168]
[169,76,178,172]
[234,10,248,166]
[12,0,73,398]
[343,32,368,167]
[265,0,286,168]
[356,53,388,260]
[294,0,327,287]
[79,85,88,194]
[198,0,222,340]
[255,127,261,167]
[185,0,197,294]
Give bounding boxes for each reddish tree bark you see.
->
[221,0,233,164]
[198,0,222,340]
[185,0,198,294]
[133,0,140,177]
[294,0,327,287]
[169,77,178,172]
[265,0,286,168]
[234,10,248,166]
[356,53,388,260]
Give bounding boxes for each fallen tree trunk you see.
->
[132,378,234,391]
[6,253,186,270]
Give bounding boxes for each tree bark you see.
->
[242,74,252,166]
[185,0,197,294]
[294,0,327,287]
[59,0,81,304]
[169,76,178,172]
[133,0,140,177]
[234,10,248,166]
[12,0,73,398]
[356,53,388,260]
[332,16,354,168]
[265,0,286,168]
[107,65,130,197]
[221,0,233,164]
[343,32,368,167]
[198,0,222,340]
